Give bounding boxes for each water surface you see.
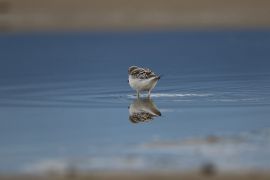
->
[0,30,270,173]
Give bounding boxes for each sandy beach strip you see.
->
[1,171,270,180]
[1,0,270,32]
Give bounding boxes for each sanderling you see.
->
[128,66,161,97]
[129,98,161,123]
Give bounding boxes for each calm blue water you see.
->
[0,30,270,173]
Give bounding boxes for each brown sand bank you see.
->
[1,0,270,32]
[1,172,270,180]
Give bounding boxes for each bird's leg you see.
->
[137,91,140,98]
[148,90,151,98]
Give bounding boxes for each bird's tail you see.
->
[156,74,163,80]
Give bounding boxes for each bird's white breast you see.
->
[129,75,158,92]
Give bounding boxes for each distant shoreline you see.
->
[1,0,270,32]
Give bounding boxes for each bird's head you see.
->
[128,66,138,74]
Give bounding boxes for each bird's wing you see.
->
[130,67,157,79]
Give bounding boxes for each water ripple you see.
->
[0,73,269,108]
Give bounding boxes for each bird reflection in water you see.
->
[128,98,161,123]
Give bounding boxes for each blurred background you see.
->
[1,1,270,180]
[1,0,270,31]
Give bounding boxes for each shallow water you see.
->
[0,30,270,173]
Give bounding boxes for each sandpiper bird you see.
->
[128,66,161,97]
